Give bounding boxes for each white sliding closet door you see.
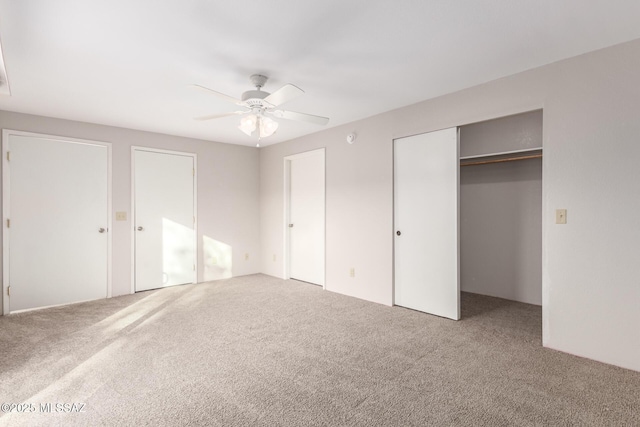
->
[134,148,196,292]
[394,127,460,320]
[4,132,110,312]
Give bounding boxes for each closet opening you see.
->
[459,110,543,333]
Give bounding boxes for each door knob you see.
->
[137,226,144,231]
[289,224,294,228]
[98,227,106,233]
[396,230,401,236]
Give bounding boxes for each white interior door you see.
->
[287,149,325,286]
[4,133,109,312]
[134,149,195,292]
[394,128,460,320]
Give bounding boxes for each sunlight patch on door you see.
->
[162,218,195,286]
[203,235,232,281]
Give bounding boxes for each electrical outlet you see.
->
[245,253,249,261]
[350,268,355,278]
[556,209,567,224]
[115,211,127,221]
[272,254,276,262]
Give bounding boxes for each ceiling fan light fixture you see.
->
[259,116,279,138]
[238,114,257,136]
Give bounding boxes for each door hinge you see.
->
[6,218,9,228]
[7,286,10,297]
[193,264,196,271]
[192,168,195,176]
[6,151,10,161]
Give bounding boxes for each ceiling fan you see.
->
[191,74,329,143]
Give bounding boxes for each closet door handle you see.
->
[396,230,401,236]
[137,226,144,231]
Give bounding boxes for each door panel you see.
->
[134,149,195,292]
[8,135,108,311]
[289,151,325,285]
[394,128,460,320]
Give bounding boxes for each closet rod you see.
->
[460,153,542,167]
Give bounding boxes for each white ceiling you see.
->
[0,1,639,147]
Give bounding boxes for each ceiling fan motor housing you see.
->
[242,90,270,107]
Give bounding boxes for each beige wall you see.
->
[0,111,261,301]
[260,38,640,372]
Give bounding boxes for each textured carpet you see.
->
[0,274,638,426]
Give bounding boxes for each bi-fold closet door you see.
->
[394,127,460,320]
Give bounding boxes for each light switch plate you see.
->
[556,209,567,224]
[115,211,127,221]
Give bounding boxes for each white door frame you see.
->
[130,146,198,294]
[2,129,113,315]
[283,148,326,289]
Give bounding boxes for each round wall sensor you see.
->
[346,133,356,144]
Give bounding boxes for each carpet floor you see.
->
[0,274,638,426]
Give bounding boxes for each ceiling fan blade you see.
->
[270,109,329,126]
[263,84,304,107]
[189,84,244,106]
[194,111,247,121]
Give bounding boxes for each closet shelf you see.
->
[460,149,542,167]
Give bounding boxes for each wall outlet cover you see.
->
[556,209,567,224]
